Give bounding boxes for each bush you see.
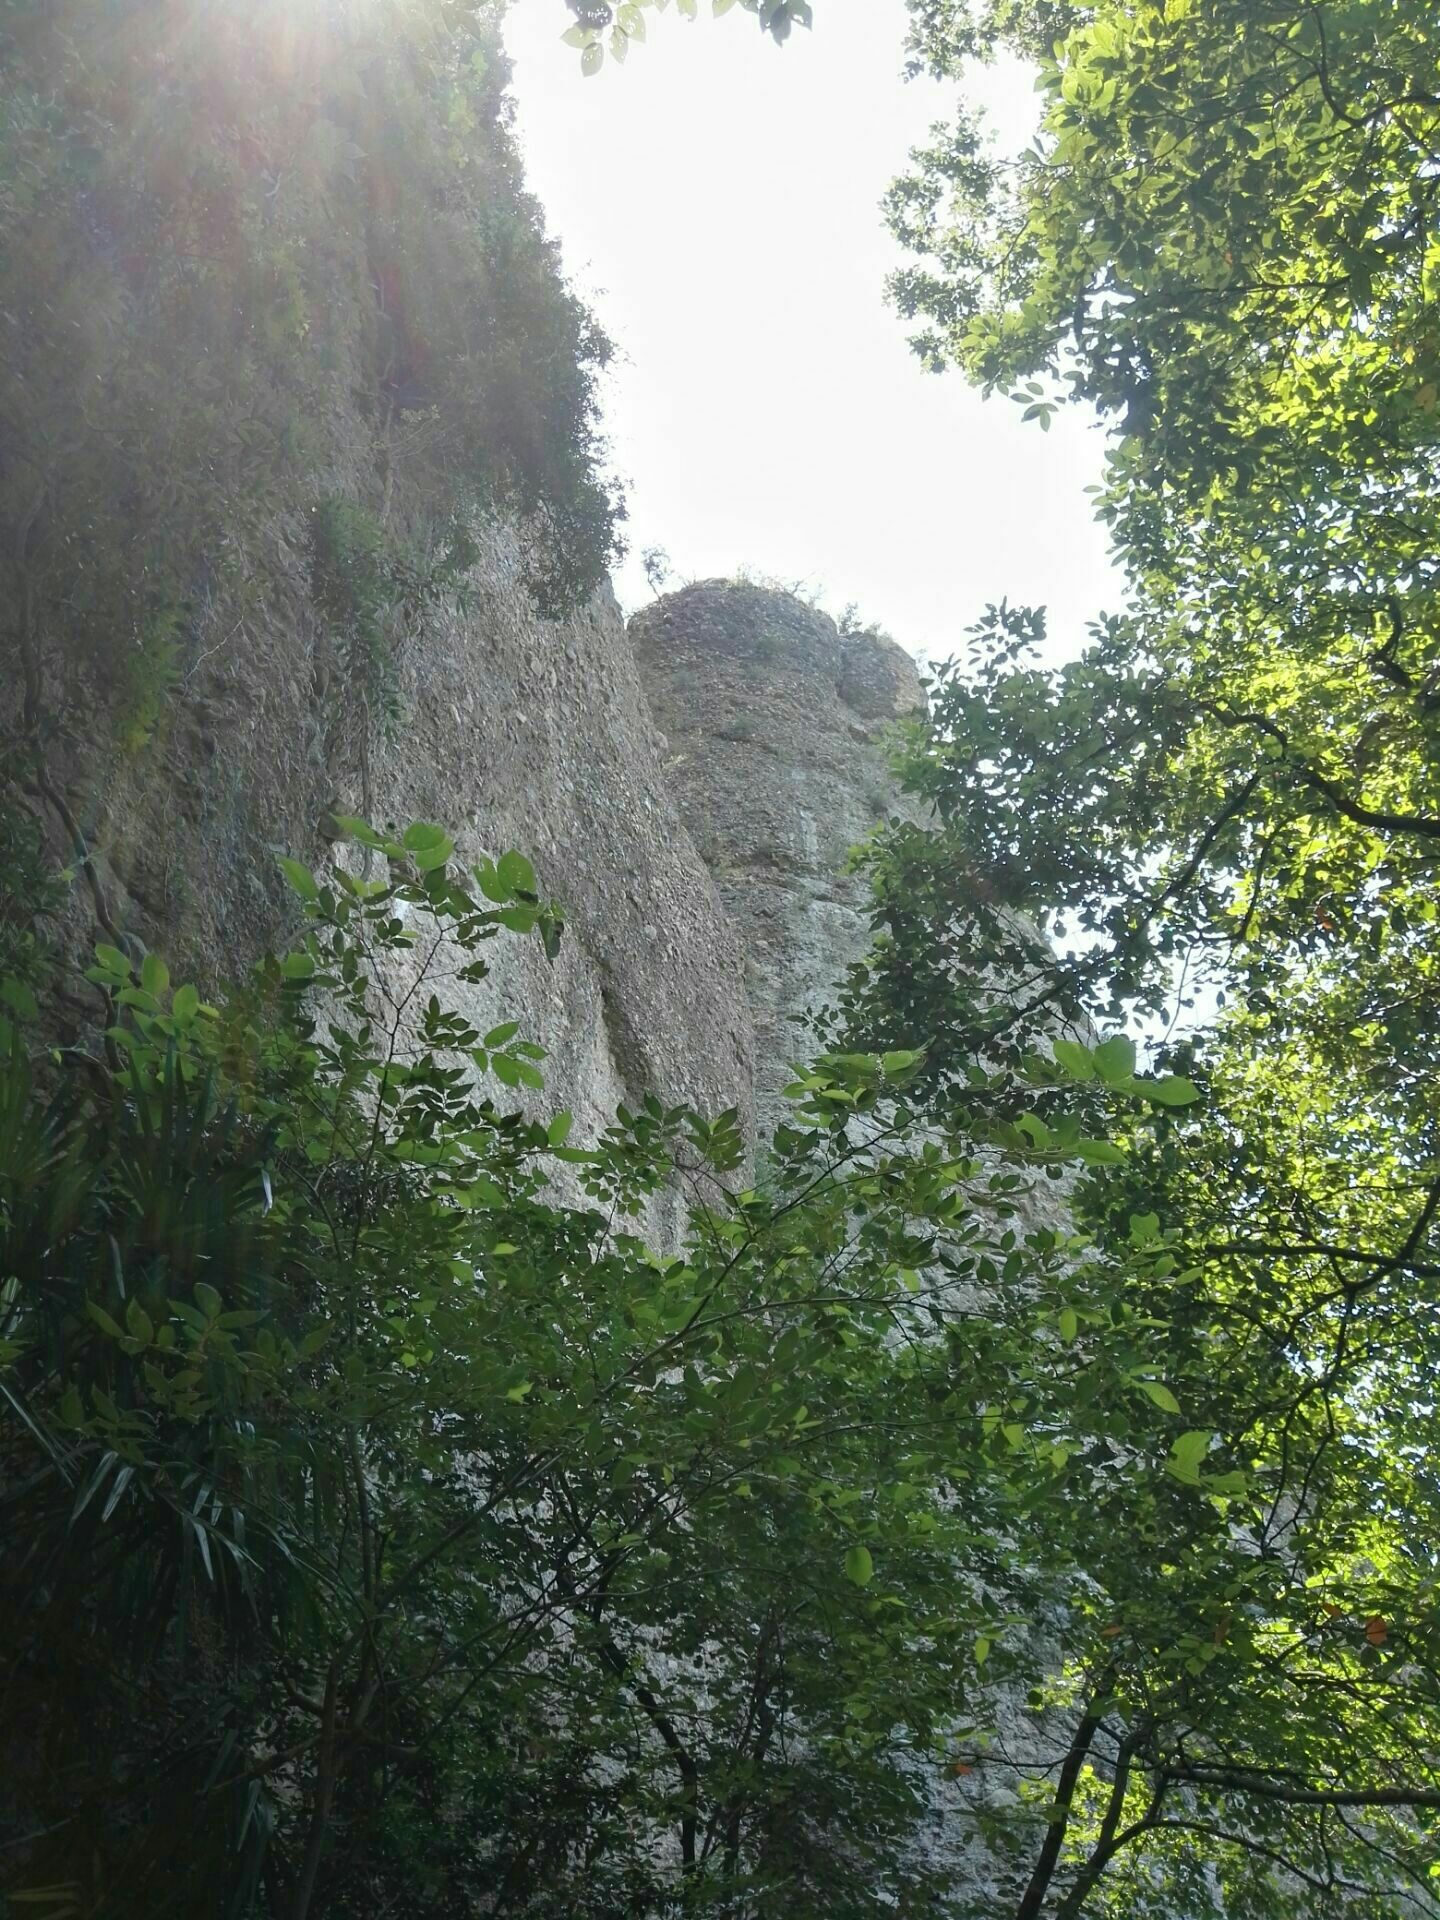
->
[0,822,1150,1919]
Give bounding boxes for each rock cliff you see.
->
[631,579,927,1141]
[39,556,921,1179]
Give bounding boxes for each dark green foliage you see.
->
[0,823,1272,1920]
[844,1,1440,1909]
[0,788,60,991]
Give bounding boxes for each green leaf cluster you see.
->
[560,0,814,75]
[863,0,1440,1909]
[3,810,1315,1918]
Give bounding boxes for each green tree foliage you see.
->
[2,822,1227,1919]
[887,0,1440,1024]
[558,0,814,75]
[826,0,1440,1908]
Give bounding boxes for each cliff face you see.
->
[0,0,927,1182]
[631,580,927,1141]
[41,559,919,1178]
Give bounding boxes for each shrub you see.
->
[0,822,1160,1919]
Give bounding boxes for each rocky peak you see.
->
[630,580,927,1141]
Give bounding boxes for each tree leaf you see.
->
[1137,1379,1180,1414]
[0,976,39,1021]
[86,1302,124,1339]
[497,849,537,896]
[330,814,388,850]
[277,856,320,902]
[1052,1038,1094,1081]
[1093,1035,1136,1085]
[403,823,454,871]
[1167,1431,1211,1485]
[1074,1138,1125,1165]
[844,1544,874,1588]
[1146,1075,1201,1107]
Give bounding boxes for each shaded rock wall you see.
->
[35,567,929,1211]
[366,538,758,1167]
[34,531,758,1226]
[631,579,926,1142]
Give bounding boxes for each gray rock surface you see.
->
[367,534,756,1169]
[630,579,926,1142]
[37,565,934,1218]
[36,528,756,1217]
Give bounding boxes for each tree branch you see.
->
[1207,705,1440,840]
[1169,1767,1440,1810]
[1013,1678,1114,1920]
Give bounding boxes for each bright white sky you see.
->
[502,0,1121,667]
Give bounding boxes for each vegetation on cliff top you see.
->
[0,0,620,773]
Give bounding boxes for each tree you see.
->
[2,818,1220,1918]
[832,0,1440,1908]
[886,0,1440,1017]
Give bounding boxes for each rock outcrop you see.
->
[367,542,761,1164]
[37,531,756,1208]
[631,579,926,1141]
[42,566,925,1185]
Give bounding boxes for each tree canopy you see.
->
[832,0,1440,1907]
[887,0,1440,1033]
[2,821,1224,1918]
